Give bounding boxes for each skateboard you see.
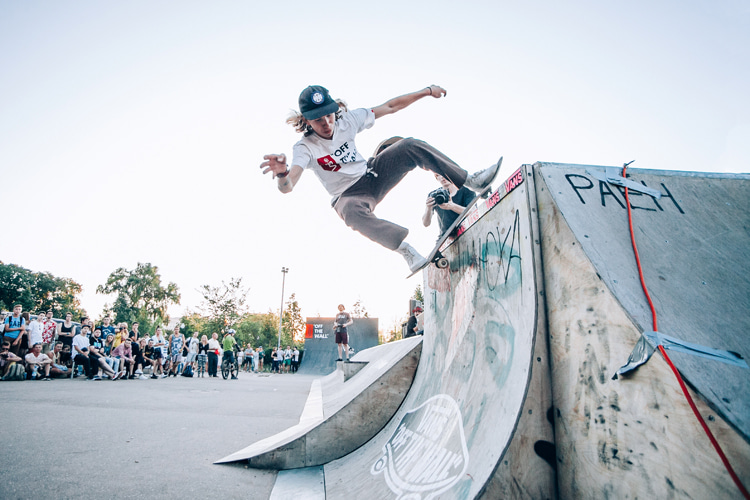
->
[406,163,526,278]
[407,184,491,278]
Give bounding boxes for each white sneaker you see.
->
[92,376,102,381]
[138,375,148,380]
[464,157,503,193]
[396,242,428,273]
[135,369,143,375]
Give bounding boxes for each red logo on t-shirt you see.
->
[317,155,341,172]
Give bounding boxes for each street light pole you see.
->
[277,267,288,350]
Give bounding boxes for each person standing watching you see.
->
[207,333,220,378]
[41,310,57,354]
[334,304,353,362]
[58,313,75,351]
[222,330,238,379]
[26,312,46,351]
[3,304,26,355]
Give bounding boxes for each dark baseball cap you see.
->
[299,85,339,120]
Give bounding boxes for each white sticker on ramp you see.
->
[371,394,469,499]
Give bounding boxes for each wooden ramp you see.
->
[535,163,750,498]
[320,165,556,499]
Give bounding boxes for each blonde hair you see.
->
[286,99,348,136]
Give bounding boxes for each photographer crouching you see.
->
[422,173,477,238]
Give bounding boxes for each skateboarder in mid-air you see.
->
[260,84,502,272]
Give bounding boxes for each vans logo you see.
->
[371,394,469,499]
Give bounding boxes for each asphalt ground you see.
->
[0,370,317,500]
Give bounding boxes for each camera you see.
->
[429,187,450,206]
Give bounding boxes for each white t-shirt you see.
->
[26,319,45,347]
[152,335,168,356]
[72,334,90,357]
[291,108,375,200]
[25,352,50,365]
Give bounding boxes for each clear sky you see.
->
[1,0,748,331]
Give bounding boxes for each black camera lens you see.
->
[429,187,450,205]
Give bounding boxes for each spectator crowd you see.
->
[1,304,301,381]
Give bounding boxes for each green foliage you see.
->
[96,262,180,334]
[412,285,424,303]
[283,293,305,345]
[198,277,248,333]
[351,298,369,318]
[0,262,85,318]
[237,312,279,350]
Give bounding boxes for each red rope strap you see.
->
[621,165,749,499]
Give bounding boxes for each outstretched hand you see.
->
[260,154,288,178]
[426,85,447,98]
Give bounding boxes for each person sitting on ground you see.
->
[222,330,238,379]
[102,333,119,374]
[87,328,120,380]
[0,340,24,381]
[49,342,69,378]
[112,339,135,379]
[129,336,144,379]
[143,339,160,379]
[422,173,477,238]
[25,343,53,380]
[259,84,501,272]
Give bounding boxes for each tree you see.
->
[413,285,424,303]
[198,277,249,334]
[96,262,180,333]
[0,262,85,318]
[283,293,305,345]
[351,298,369,318]
[238,312,280,350]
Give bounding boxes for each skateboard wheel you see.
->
[436,257,449,269]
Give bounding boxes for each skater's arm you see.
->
[260,154,303,194]
[371,85,447,119]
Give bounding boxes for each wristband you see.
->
[427,86,433,96]
[277,168,290,178]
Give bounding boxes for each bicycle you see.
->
[221,344,240,380]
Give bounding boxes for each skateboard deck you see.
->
[407,164,526,278]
